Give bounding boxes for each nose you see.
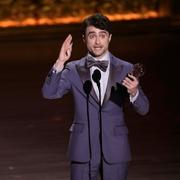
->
[95,36,100,44]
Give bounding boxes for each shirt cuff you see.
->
[130,89,139,103]
[52,64,64,73]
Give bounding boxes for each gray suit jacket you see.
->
[42,53,149,163]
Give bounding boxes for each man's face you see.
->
[83,26,112,59]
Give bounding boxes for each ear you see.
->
[82,34,85,43]
[109,34,112,42]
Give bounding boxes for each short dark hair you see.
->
[81,13,111,35]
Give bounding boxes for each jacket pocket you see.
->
[114,126,129,136]
[69,123,84,133]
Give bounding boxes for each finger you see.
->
[69,42,73,53]
[126,76,139,85]
[65,34,72,45]
[123,80,130,86]
[123,79,137,89]
[124,78,134,86]
[128,74,137,81]
[65,34,72,42]
[124,77,132,84]
[64,35,73,50]
[65,42,73,58]
[68,41,73,52]
[62,34,72,47]
[122,80,131,89]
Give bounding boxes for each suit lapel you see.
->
[102,55,124,105]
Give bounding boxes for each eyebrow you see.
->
[87,31,95,35]
[87,30,108,36]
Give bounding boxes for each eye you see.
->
[99,33,107,38]
[89,34,96,39]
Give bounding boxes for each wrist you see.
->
[54,60,65,72]
[129,89,139,103]
[130,89,138,97]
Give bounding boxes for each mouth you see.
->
[94,46,102,50]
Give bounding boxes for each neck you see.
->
[88,51,109,60]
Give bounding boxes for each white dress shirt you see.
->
[88,52,110,104]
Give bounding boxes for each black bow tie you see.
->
[86,56,109,72]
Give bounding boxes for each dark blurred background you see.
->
[0,0,179,179]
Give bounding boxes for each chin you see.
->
[94,51,104,57]
[89,50,105,58]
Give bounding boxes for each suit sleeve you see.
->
[131,86,149,115]
[124,62,149,116]
[42,65,72,99]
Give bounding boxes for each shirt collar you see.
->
[87,51,110,63]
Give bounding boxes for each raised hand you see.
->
[54,34,73,70]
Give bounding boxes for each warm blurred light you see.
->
[0,11,159,28]
[107,11,158,21]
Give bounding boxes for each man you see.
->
[42,13,149,180]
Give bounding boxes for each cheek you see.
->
[86,40,94,47]
[102,39,110,48]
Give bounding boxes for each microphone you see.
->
[92,69,101,86]
[83,80,92,95]
[92,70,103,179]
[83,81,92,165]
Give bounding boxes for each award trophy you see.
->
[130,63,145,79]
